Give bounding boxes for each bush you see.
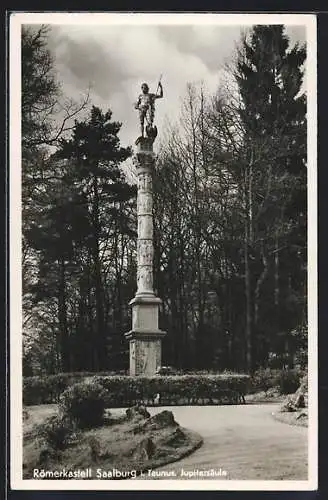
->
[23,376,51,405]
[59,381,107,429]
[251,368,304,395]
[38,414,74,451]
[251,368,280,394]
[277,369,302,395]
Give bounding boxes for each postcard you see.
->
[9,11,317,491]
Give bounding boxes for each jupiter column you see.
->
[125,136,166,376]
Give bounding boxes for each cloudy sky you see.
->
[27,17,307,151]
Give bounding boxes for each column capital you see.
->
[134,137,155,169]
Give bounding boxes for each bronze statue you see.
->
[134,78,163,140]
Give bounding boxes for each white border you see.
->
[10,12,317,491]
[306,14,318,492]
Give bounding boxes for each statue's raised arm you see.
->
[134,80,163,141]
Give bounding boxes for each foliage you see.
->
[251,367,304,394]
[59,381,107,428]
[23,373,250,406]
[23,373,91,405]
[251,368,279,394]
[23,372,125,405]
[277,369,302,395]
[21,25,59,150]
[233,25,307,372]
[282,373,308,409]
[21,25,90,375]
[94,374,250,406]
[23,106,135,374]
[38,414,74,450]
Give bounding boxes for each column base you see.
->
[125,293,166,376]
[128,294,162,332]
[124,330,166,376]
[129,294,162,305]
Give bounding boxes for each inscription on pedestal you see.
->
[134,339,161,376]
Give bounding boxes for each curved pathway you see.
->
[142,404,308,480]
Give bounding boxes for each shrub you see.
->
[23,376,51,405]
[59,381,107,429]
[277,369,302,395]
[294,348,308,370]
[251,368,280,394]
[38,414,74,451]
[267,352,290,369]
[251,368,304,395]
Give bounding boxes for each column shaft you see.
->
[125,138,166,376]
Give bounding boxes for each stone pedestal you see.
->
[125,137,166,376]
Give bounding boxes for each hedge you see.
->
[23,372,121,406]
[23,372,250,407]
[94,374,250,407]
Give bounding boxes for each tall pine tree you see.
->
[235,25,307,369]
[55,106,136,371]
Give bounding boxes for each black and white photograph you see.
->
[9,12,317,490]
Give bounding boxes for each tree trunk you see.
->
[58,257,70,372]
[244,157,254,373]
[244,233,252,373]
[254,246,269,326]
[274,235,280,307]
[92,172,106,371]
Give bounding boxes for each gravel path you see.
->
[140,404,308,480]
